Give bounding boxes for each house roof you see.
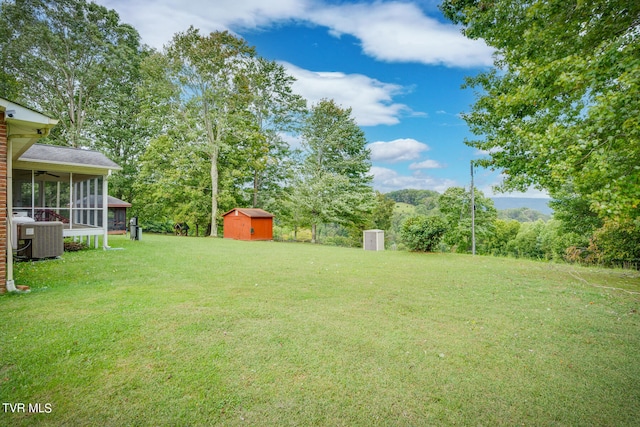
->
[1,97,59,160]
[223,208,274,218]
[14,143,121,175]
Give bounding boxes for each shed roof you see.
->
[14,143,121,174]
[76,195,132,208]
[223,208,274,218]
[107,196,132,208]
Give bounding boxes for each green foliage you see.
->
[441,0,640,226]
[139,220,175,234]
[134,131,211,229]
[164,27,256,236]
[483,219,521,256]
[438,187,497,253]
[369,192,395,231]
[550,188,603,237]
[0,0,143,148]
[506,220,547,259]
[292,99,375,242]
[385,189,440,206]
[589,220,640,268]
[240,58,306,208]
[400,215,447,252]
[498,207,549,223]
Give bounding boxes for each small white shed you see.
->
[363,229,384,251]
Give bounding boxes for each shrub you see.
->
[400,215,447,252]
[588,219,640,268]
[140,220,174,234]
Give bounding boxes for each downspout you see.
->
[6,128,53,292]
[5,138,16,292]
[102,171,109,249]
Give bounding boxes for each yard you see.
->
[2,234,640,426]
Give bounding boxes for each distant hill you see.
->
[491,197,553,215]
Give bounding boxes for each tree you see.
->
[134,124,211,234]
[506,220,547,260]
[295,99,375,243]
[441,0,640,224]
[0,0,142,148]
[240,58,306,208]
[400,215,447,252]
[369,192,395,231]
[484,219,520,257]
[164,27,255,237]
[498,207,549,223]
[385,189,440,207]
[438,186,497,253]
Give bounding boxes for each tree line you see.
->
[387,188,639,268]
[438,0,640,266]
[0,0,379,241]
[1,0,637,266]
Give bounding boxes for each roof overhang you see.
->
[13,144,122,176]
[1,98,59,160]
[222,208,274,218]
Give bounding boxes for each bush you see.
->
[588,219,640,268]
[400,215,447,252]
[140,220,174,234]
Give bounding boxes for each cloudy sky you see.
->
[93,0,546,197]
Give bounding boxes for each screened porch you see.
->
[11,144,121,248]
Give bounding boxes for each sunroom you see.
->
[12,144,122,248]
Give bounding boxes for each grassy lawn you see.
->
[2,234,640,426]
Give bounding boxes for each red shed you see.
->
[222,208,274,241]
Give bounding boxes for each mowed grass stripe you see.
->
[2,234,639,426]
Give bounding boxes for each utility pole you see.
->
[471,161,476,256]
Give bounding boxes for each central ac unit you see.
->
[17,221,64,259]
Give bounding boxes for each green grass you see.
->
[2,234,640,426]
[393,202,416,215]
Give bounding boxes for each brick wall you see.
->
[0,111,6,293]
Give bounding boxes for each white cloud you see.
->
[409,159,443,169]
[368,138,430,162]
[281,62,411,126]
[95,0,310,49]
[371,167,457,193]
[308,2,494,67]
[95,0,494,68]
[474,147,503,156]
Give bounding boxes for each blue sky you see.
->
[94,0,548,198]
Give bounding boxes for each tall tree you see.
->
[240,58,306,208]
[438,186,497,253]
[296,99,375,243]
[440,0,640,224]
[134,106,211,233]
[164,27,255,236]
[0,0,142,148]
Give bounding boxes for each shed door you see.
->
[231,217,244,239]
[364,232,377,250]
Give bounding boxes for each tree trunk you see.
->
[312,223,317,243]
[253,171,259,207]
[210,157,218,237]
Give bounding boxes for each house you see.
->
[222,208,274,241]
[1,98,121,293]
